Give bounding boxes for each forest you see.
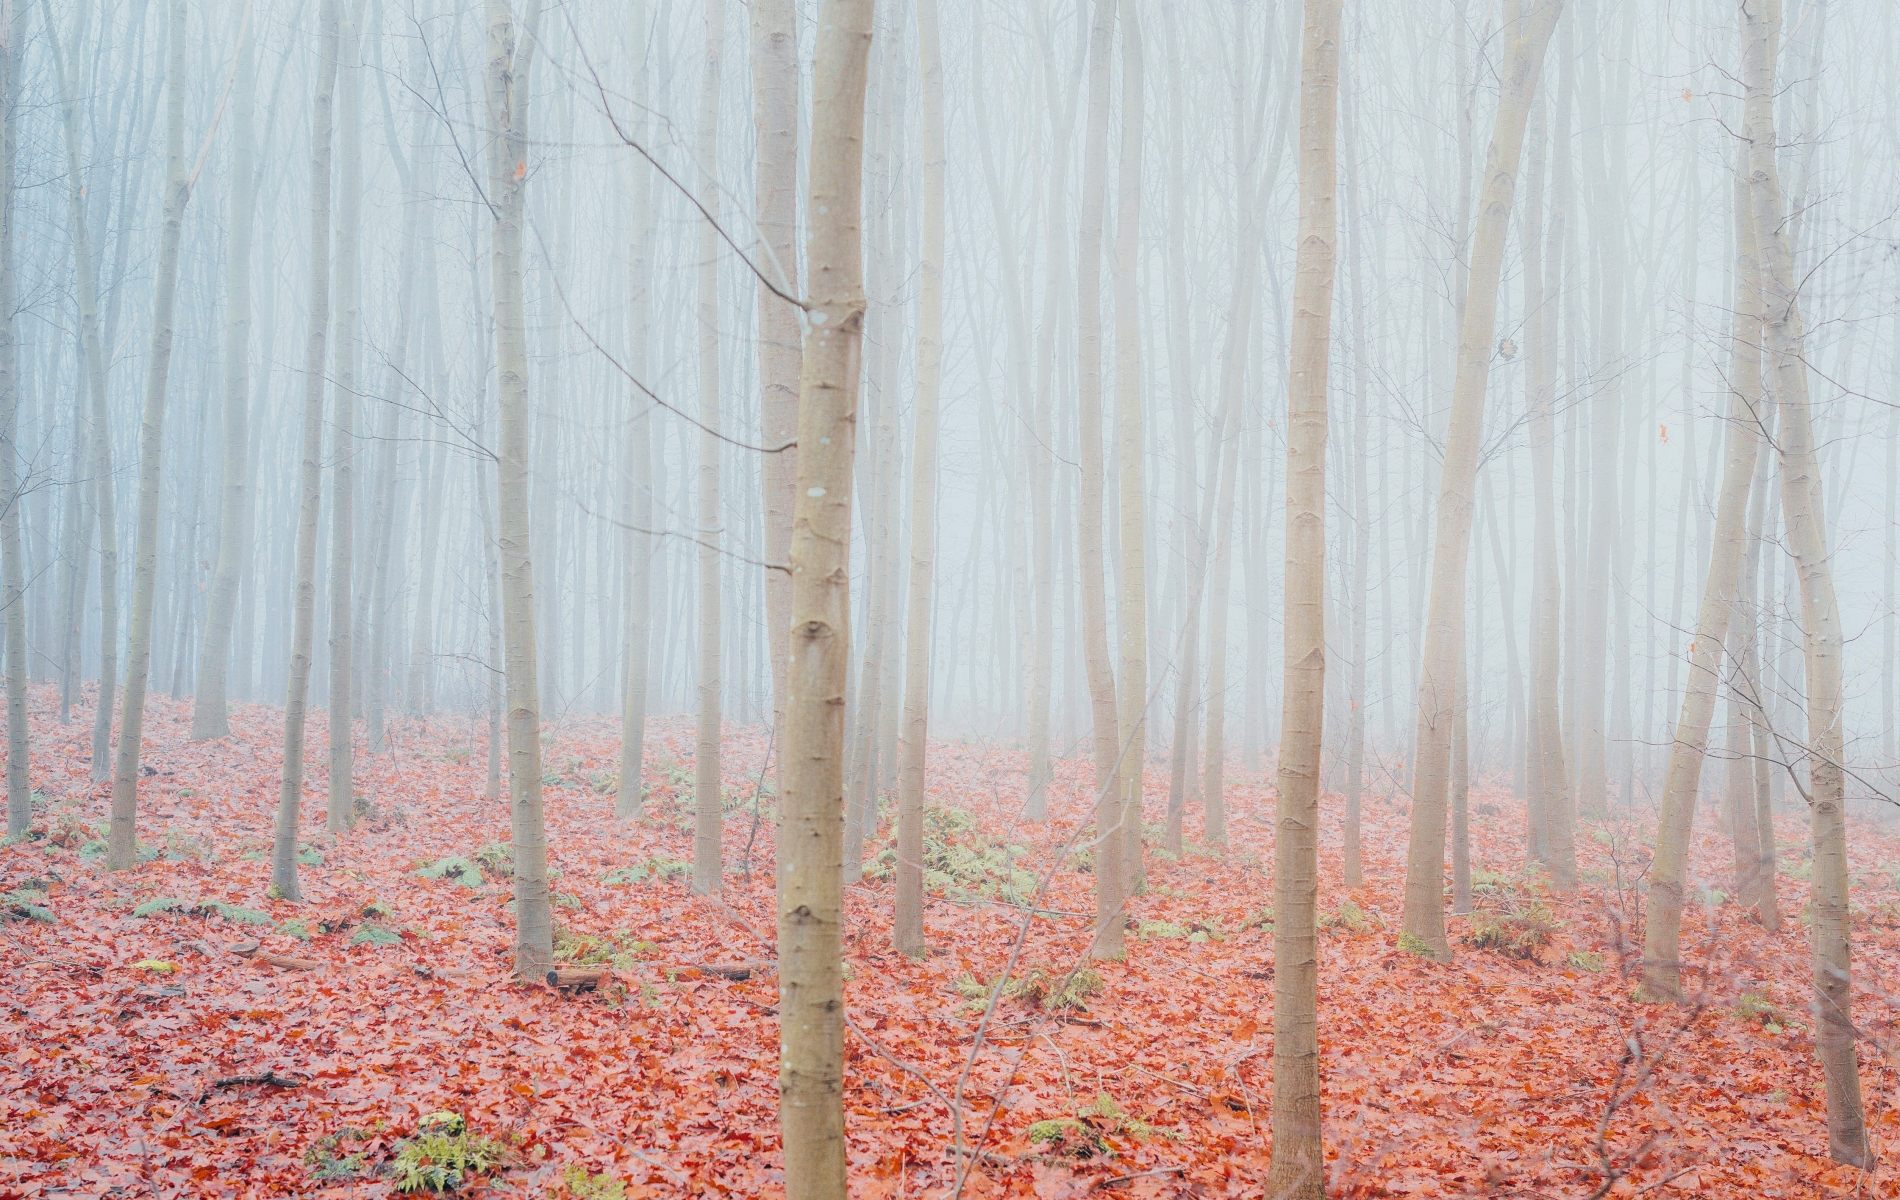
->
[1,0,1898,1195]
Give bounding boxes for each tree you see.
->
[618,0,656,819]
[327,0,364,834]
[692,0,726,898]
[190,1,257,743]
[776,0,874,1190]
[1077,0,1123,962]
[1267,2,1342,1195]
[1399,0,1563,959]
[1639,149,1766,1002]
[0,0,24,838]
[1112,0,1147,892]
[894,0,945,959]
[107,0,195,873]
[273,0,342,903]
[484,0,553,979]
[752,0,800,747]
[1740,0,1868,1165]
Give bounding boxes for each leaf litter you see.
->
[1,689,1897,1196]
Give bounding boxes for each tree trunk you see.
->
[894,0,944,959]
[777,2,872,1192]
[189,8,255,742]
[618,0,656,820]
[1267,3,1341,1194]
[753,0,799,760]
[326,2,362,833]
[1076,2,1124,963]
[484,0,552,980]
[1341,51,1369,888]
[1639,150,1764,1002]
[1113,0,1147,893]
[692,0,725,898]
[1399,0,1562,958]
[273,0,341,902]
[1740,0,1867,1164]
[107,0,193,873]
[0,0,24,838]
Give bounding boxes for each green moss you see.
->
[416,856,484,888]
[1135,919,1189,940]
[1026,1118,1103,1158]
[350,924,403,947]
[193,900,273,926]
[472,843,514,879]
[561,1166,626,1199]
[133,897,190,918]
[1319,900,1377,934]
[1397,930,1436,958]
[2,886,54,923]
[1565,950,1604,972]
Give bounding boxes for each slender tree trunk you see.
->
[777,1,872,1191]
[1640,151,1764,1001]
[1737,406,1779,931]
[1741,0,1867,1164]
[0,1,24,838]
[894,0,944,959]
[1076,3,1124,962]
[106,0,193,873]
[326,3,362,832]
[1400,0,1562,957]
[273,0,341,901]
[618,0,656,820]
[190,8,255,741]
[753,0,799,760]
[1341,52,1369,888]
[692,0,726,897]
[1267,2,1341,1194]
[1113,0,1147,891]
[484,0,552,979]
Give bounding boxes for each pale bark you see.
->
[0,0,23,837]
[484,0,552,979]
[1741,0,1867,1164]
[1267,3,1341,1194]
[1341,52,1369,887]
[1736,410,1780,931]
[273,0,341,902]
[1024,10,1083,822]
[190,4,255,742]
[753,0,800,754]
[618,0,655,820]
[777,2,872,1192]
[692,0,725,897]
[1639,151,1764,1001]
[326,2,363,833]
[107,0,192,873]
[1077,6,1124,916]
[1112,0,1146,891]
[894,0,945,959]
[1400,0,1562,958]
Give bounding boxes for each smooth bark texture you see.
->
[777,3,872,1192]
[618,0,655,820]
[1399,0,1562,958]
[191,8,256,742]
[1268,3,1342,1195]
[692,0,725,898]
[484,0,552,980]
[326,3,362,834]
[1112,0,1147,893]
[1740,0,1867,1165]
[0,0,24,837]
[753,0,800,753]
[273,0,341,902]
[1077,0,1123,961]
[894,0,945,959]
[107,0,191,873]
[1639,152,1764,1001]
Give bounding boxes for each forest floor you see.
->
[3,687,1900,1198]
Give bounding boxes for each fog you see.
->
[5,0,1900,1191]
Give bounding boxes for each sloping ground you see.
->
[2,686,1897,1198]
